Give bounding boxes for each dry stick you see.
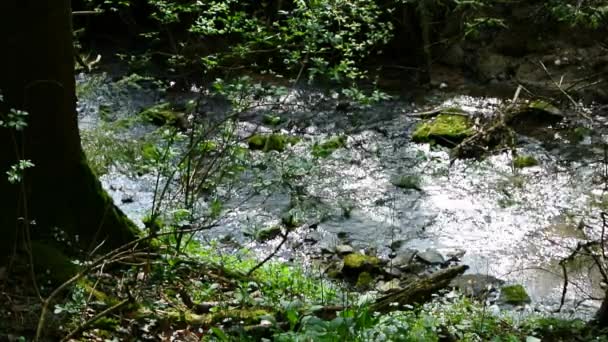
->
[602,212,608,260]
[557,261,569,312]
[538,60,592,121]
[33,223,218,342]
[60,297,130,342]
[72,11,102,16]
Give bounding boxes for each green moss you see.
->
[571,127,592,143]
[90,317,120,330]
[263,114,282,126]
[528,100,562,116]
[256,225,282,242]
[343,253,380,270]
[248,134,297,152]
[513,155,538,168]
[500,284,531,305]
[412,114,474,146]
[356,271,374,289]
[312,135,347,158]
[30,241,79,284]
[391,174,421,190]
[139,102,184,126]
[281,211,301,229]
[78,279,122,306]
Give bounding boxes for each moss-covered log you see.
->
[0,0,138,260]
[370,265,468,313]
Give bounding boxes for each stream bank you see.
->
[78,70,608,320]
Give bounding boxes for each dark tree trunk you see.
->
[0,0,138,260]
[594,289,608,327]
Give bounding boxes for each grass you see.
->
[7,230,608,341]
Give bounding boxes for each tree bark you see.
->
[0,0,138,260]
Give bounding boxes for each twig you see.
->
[247,231,289,276]
[72,11,102,16]
[557,261,569,312]
[61,298,130,341]
[538,60,591,121]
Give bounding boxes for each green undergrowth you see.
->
[44,235,608,341]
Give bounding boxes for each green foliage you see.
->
[0,106,33,184]
[312,135,347,158]
[262,114,282,126]
[548,0,608,28]
[6,159,34,184]
[500,284,531,304]
[138,102,184,127]
[513,155,539,169]
[0,108,28,131]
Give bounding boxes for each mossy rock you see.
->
[391,174,422,190]
[312,135,347,158]
[412,113,474,147]
[513,155,538,168]
[139,102,184,127]
[30,241,79,284]
[256,225,282,242]
[342,253,381,275]
[355,271,374,290]
[500,284,531,305]
[248,134,298,152]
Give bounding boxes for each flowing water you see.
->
[77,73,608,318]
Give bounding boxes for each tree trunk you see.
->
[0,0,138,260]
[594,289,608,327]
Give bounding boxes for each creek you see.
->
[77,72,608,319]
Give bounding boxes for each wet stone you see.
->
[389,240,405,251]
[377,278,402,293]
[390,249,417,268]
[416,249,445,265]
[383,266,403,278]
[335,244,354,256]
[450,274,505,299]
[121,194,135,203]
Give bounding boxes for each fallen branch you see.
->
[404,107,469,118]
[370,265,468,313]
[539,60,592,121]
